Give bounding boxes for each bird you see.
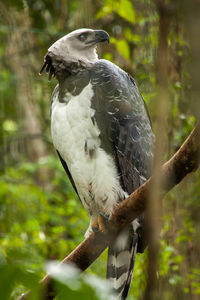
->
[40,28,154,299]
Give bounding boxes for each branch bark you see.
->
[144,1,172,297]
[18,121,200,300]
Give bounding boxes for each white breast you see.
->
[51,83,127,218]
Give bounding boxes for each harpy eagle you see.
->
[40,28,154,299]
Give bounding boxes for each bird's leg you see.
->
[92,211,110,234]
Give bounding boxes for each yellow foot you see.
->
[92,212,109,234]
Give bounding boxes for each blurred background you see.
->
[0,0,199,299]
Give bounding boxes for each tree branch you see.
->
[18,121,200,300]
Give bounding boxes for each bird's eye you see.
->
[78,33,87,42]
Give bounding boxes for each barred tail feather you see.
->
[107,224,139,299]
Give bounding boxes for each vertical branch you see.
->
[182,0,200,298]
[0,85,5,172]
[144,1,172,299]
[7,9,48,163]
[185,0,200,121]
[4,4,51,185]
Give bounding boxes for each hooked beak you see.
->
[85,30,110,45]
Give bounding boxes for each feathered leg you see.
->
[107,223,139,299]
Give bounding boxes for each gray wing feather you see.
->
[91,59,154,194]
[56,150,80,199]
[90,59,154,299]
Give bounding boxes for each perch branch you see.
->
[18,121,200,300]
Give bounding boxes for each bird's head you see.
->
[40,28,110,79]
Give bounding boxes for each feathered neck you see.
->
[39,52,96,82]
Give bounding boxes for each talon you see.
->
[92,219,99,232]
[91,213,109,234]
[99,210,109,220]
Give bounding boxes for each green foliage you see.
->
[0,262,41,300]
[46,262,114,300]
[96,0,136,24]
[0,156,90,298]
[111,37,131,60]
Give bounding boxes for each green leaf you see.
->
[116,0,136,24]
[96,0,135,24]
[95,5,113,20]
[113,38,130,60]
[46,262,114,300]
